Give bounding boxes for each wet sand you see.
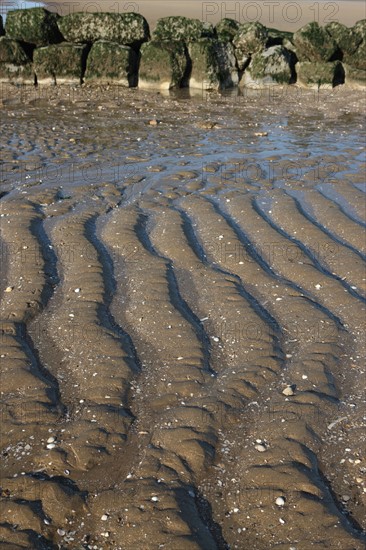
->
[0,83,365,549]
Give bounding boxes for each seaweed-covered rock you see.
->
[293,22,337,62]
[0,36,34,83]
[215,18,239,43]
[343,63,366,88]
[296,60,344,88]
[84,41,138,86]
[0,15,4,37]
[34,42,88,84]
[153,16,214,42]
[189,38,238,90]
[324,22,362,55]
[353,19,366,41]
[58,12,149,48]
[344,39,366,70]
[5,8,63,47]
[267,27,294,47]
[233,22,268,70]
[241,45,294,88]
[138,41,188,89]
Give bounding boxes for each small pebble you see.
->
[57,529,65,536]
[282,385,295,396]
[275,496,286,507]
[151,496,159,502]
[46,443,56,450]
[5,286,13,292]
[101,514,109,521]
[255,444,267,452]
[47,436,56,444]
[342,495,351,502]
[74,288,81,293]
[149,119,158,126]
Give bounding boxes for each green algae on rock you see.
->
[153,16,214,42]
[344,39,366,71]
[296,60,345,88]
[138,40,188,89]
[324,22,362,56]
[293,22,338,62]
[5,8,63,47]
[189,38,238,90]
[241,45,294,88]
[58,12,149,48]
[215,18,239,43]
[343,64,366,88]
[33,42,89,85]
[233,22,268,70]
[84,41,138,86]
[0,37,34,83]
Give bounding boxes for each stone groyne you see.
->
[0,8,365,89]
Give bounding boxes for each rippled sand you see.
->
[0,83,365,549]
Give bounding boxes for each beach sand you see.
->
[0,82,365,548]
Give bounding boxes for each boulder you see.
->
[353,19,366,41]
[84,41,138,86]
[267,27,294,47]
[233,22,268,70]
[343,38,366,70]
[292,22,338,62]
[58,12,149,48]
[33,42,88,84]
[215,18,239,43]
[188,38,238,90]
[296,60,345,88]
[5,8,63,47]
[324,22,362,55]
[241,45,295,87]
[138,41,189,89]
[153,16,214,42]
[0,37,34,83]
[343,63,366,88]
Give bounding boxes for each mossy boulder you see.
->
[188,38,238,90]
[296,60,345,88]
[293,22,338,62]
[153,16,214,42]
[215,18,239,43]
[267,27,294,47]
[84,41,138,86]
[242,45,295,88]
[58,12,149,48]
[233,22,268,70]
[34,42,88,85]
[138,41,188,89]
[344,39,366,70]
[353,19,366,41]
[343,63,366,88]
[324,22,362,56]
[5,8,63,47]
[0,37,34,83]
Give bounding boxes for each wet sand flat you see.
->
[0,83,365,549]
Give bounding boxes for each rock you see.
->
[324,22,362,56]
[189,38,238,90]
[255,444,267,452]
[241,45,295,88]
[138,41,189,89]
[34,42,89,85]
[275,496,286,506]
[215,18,239,43]
[343,63,366,88]
[296,60,345,88]
[153,16,214,42]
[282,384,296,396]
[344,39,366,71]
[0,37,34,83]
[58,12,150,48]
[267,27,294,47]
[353,19,366,41]
[233,22,268,70]
[84,41,138,86]
[5,8,63,47]
[292,22,338,62]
